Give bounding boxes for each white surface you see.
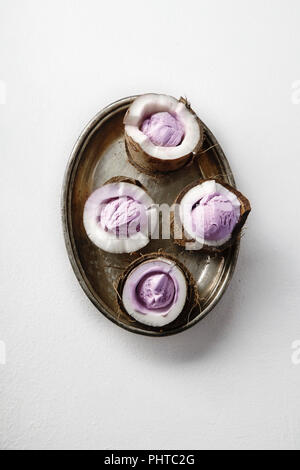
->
[1,0,300,450]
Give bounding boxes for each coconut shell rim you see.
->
[124,95,205,175]
[171,178,251,253]
[91,176,154,255]
[116,251,199,331]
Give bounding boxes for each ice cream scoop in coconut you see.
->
[124,94,204,174]
[172,179,251,252]
[117,253,198,328]
[83,177,158,254]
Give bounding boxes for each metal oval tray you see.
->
[62,96,239,337]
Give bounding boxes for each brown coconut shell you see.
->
[104,175,146,189]
[171,178,251,253]
[116,252,199,329]
[124,97,204,175]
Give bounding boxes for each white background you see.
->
[1,0,300,450]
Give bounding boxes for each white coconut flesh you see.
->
[122,257,188,327]
[124,94,201,160]
[83,182,158,254]
[179,180,241,247]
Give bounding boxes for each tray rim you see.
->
[61,95,240,337]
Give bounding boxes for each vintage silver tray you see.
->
[62,96,239,336]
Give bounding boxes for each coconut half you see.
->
[172,179,251,252]
[124,94,204,173]
[117,253,198,328]
[83,177,158,254]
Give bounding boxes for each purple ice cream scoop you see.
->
[136,272,176,310]
[99,196,144,237]
[141,112,184,147]
[191,192,240,241]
